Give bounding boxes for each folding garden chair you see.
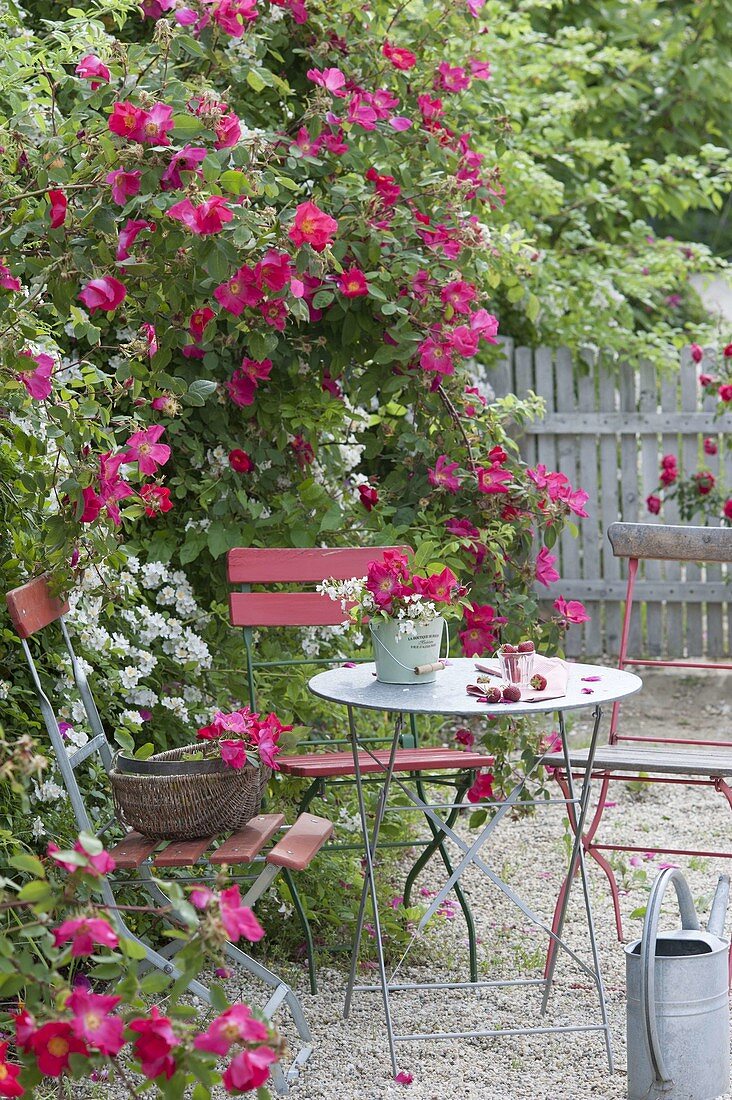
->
[542,522,732,968]
[227,546,489,991]
[7,575,334,1096]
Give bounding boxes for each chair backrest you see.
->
[6,575,114,835]
[607,522,732,746]
[227,545,411,712]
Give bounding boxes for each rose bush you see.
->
[0,755,279,1100]
[0,0,591,767]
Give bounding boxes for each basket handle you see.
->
[369,617,449,672]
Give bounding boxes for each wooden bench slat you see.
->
[278,747,490,778]
[541,746,732,778]
[227,546,411,584]
[608,522,732,564]
[266,813,334,871]
[108,831,159,870]
[154,836,214,867]
[6,575,69,639]
[210,814,286,865]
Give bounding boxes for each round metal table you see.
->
[308,656,642,1077]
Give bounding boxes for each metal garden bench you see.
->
[7,574,334,1095]
[227,546,490,991]
[542,521,732,955]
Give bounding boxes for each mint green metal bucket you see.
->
[369,616,448,684]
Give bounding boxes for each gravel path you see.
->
[85,671,731,1099]
[252,669,732,1100]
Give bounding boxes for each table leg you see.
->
[540,707,613,1070]
[343,706,402,1076]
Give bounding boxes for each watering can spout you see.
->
[707,874,730,940]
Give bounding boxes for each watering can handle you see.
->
[640,867,701,1095]
[368,618,449,672]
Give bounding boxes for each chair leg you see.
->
[544,772,623,979]
[283,866,318,995]
[403,775,478,983]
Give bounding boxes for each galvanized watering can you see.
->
[626,867,730,1100]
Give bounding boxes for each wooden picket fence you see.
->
[479,341,731,659]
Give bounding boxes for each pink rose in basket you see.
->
[196,706,289,770]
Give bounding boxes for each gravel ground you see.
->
[87,670,732,1099]
[253,669,732,1100]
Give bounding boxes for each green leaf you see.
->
[120,936,148,960]
[220,170,251,196]
[8,854,45,878]
[186,379,218,406]
[18,880,53,904]
[140,970,174,994]
[173,114,204,139]
[246,70,266,92]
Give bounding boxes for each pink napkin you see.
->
[522,655,568,701]
[474,655,569,702]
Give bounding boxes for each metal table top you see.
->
[308,657,642,717]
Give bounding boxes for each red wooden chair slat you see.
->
[210,813,286,865]
[153,836,213,868]
[266,813,334,871]
[6,575,69,639]
[108,832,159,870]
[229,591,348,628]
[227,546,410,584]
[278,747,490,778]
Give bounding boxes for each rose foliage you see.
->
[0,798,279,1098]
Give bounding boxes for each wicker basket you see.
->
[109,744,271,840]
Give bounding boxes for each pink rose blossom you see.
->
[75,54,111,88]
[214,264,262,315]
[166,195,233,236]
[129,1007,178,1080]
[646,494,662,515]
[120,424,170,475]
[189,306,215,341]
[467,770,495,803]
[195,1005,269,1056]
[428,454,462,493]
[441,280,476,313]
[477,465,513,494]
[105,169,142,204]
[52,917,119,957]
[554,597,590,624]
[18,351,54,400]
[227,357,273,406]
[338,266,369,298]
[219,884,266,942]
[212,0,258,37]
[382,41,416,70]
[358,483,379,511]
[48,189,67,228]
[434,62,471,93]
[690,343,704,363]
[140,484,173,516]
[0,263,21,291]
[535,546,560,587]
[116,218,154,260]
[215,111,242,148]
[78,275,126,313]
[306,66,347,96]
[256,249,292,291]
[289,201,338,251]
[67,990,124,1056]
[161,145,207,190]
[223,1047,278,1092]
[455,727,475,748]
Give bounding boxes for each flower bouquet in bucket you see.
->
[318,549,469,684]
[110,707,290,839]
